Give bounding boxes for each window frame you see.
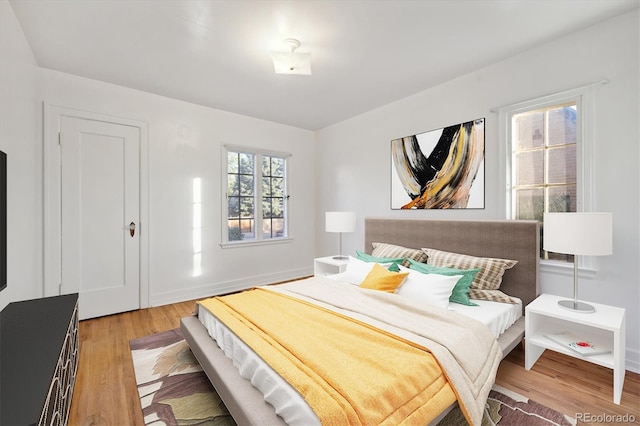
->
[221,145,292,248]
[499,87,596,270]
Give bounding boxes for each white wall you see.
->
[39,70,316,306]
[0,1,316,310]
[0,0,42,310]
[315,10,640,372]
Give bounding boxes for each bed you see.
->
[181,218,539,425]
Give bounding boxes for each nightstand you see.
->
[525,293,626,404]
[314,256,349,276]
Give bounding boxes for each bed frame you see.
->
[181,218,540,426]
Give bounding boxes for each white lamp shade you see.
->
[325,212,356,233]
[543,212,612,256]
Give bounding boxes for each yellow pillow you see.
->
[359,263,408,293]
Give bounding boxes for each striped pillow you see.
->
[422,248,518,304]
[467,289,517,304]
[371,242,428,267]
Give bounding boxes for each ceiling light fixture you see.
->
[271,38,311,76]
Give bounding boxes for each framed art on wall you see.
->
[391,118,485,209]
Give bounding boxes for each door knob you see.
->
[129,221,136,237]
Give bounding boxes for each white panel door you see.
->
[60,116,140,319]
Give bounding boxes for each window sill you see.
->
[540,259,598,278]
[220,237,293,249]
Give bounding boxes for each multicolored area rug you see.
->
[130,328,576,426]
[130,328,235,425]
[438,383,576,426]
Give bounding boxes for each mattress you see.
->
[199,302,319,425]
[197,280,520,426]
[448,297,522,338]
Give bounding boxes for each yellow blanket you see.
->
[199,287,457,425]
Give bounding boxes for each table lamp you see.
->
[325,212,356,260]
[543,212,612,313]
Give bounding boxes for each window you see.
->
[503,88,596,263]
[261,154,287,239]
[224,146,289,245]
[511,102,577,261]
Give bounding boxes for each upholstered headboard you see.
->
[364,218,540,311]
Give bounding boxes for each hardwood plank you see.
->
[69,301,640,425]
[496,346,640,425]
[69,301,196,425]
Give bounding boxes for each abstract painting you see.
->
[391,118,485,209]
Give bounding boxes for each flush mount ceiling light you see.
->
[271,38,311,76]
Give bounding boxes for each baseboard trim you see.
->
[626,348,640,374]
[150,266,313,307]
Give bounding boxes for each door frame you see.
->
[43,103,149,309]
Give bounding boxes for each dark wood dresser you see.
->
[0,293,79,426]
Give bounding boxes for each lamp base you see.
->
[557,299,595,313]
[332,255,349,260]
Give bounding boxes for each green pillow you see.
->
[407,258,479,306]
[356,250,405,272]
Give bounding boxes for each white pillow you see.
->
[396,265,462,309]
[328,256,376,285]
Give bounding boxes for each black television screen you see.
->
[0,150,5,292]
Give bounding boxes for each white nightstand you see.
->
[314,256,349,276]
[525,293,626,404]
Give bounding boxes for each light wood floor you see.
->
[69,300,640,426]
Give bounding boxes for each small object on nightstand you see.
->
[544,331,611,356]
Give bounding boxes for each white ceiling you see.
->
[9,0,639,130]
